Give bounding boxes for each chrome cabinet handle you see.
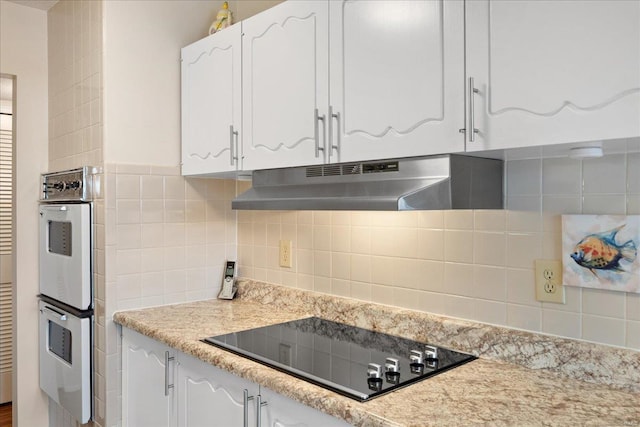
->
[314,108,326,158]
[164,351,175,396]
[468,77,479,142]
[243,389,254,427]
[256,394,267,427]
[329,106,341,161]
[229,125,239,166]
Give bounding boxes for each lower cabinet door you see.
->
[259,387,351,427]
[177,353,257,427]
[122,329,177,427]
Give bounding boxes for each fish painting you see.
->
[570,225,637,275]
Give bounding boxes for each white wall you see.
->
[0,1,49,426]
[102,0,218,167]
[231,0,283,20]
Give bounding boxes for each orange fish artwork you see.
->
[570,225,637,275]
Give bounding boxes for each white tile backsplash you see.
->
[444,230,474,263]
[236,153,640,350]
[582,315,626,346]
[584,194,628,215]
[542,309,581,340]
[626,321,640,350]
[582,288,626,319]
[506,159,542,196]
[542,157,582,195]
[583,154,627,194]
[507,304,542,331]
[473,232,506,266]
[444,210,474,230]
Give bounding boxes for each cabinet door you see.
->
[329,0,465,163]
[181,23,242,175]
[177,353,256,427]
[242,1,329,170]
[465,0,640,151]
[259,387,351,427]
[122,329,176,427]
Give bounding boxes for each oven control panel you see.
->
[42,167,96,201]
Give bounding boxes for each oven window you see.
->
[48,320,72,364]
[48,220,72,256]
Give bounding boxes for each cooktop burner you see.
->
[203,317,476,401]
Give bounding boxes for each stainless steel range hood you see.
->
[232,154,503,211]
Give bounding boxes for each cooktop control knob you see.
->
[409,350,423,365]
[367,363,384,391]
[425,345,439,368]
[385,357,400,373]
[409,350,425,374]
[367,363,382,379]
[424,345,438,360]
[384,357,401,384]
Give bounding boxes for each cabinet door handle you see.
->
[256,394,267,427]
[329,106,340,161]
[468,77,479,143]
[164,351,175,396]
[243,389,254,427]
[314,108,326,159]
[229,125,239,166]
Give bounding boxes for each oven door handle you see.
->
[41,305,67,321]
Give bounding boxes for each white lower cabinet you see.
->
[122,329,177,427]
[123,328,350,427]
[176,352,255,427]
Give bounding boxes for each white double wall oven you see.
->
[38,167,95,424]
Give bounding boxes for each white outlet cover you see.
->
[534,259,565,304]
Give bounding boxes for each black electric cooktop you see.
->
[203,317,476,401]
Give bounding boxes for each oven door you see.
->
[39,203,91,309]
[39,300,92,424]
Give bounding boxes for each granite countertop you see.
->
[114,282,640,427]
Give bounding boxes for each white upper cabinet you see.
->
[329,0,465,163]
[181,0,640,175]
[181,23,242,175]
[464,0,640,151]
[242,1,329,170]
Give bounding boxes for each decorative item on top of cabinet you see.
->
[181,22,242,176]
[209,1,233,35]
[464,0,640,151]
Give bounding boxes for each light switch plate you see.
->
[534,259,565,303]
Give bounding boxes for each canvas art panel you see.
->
[562,215,640,293]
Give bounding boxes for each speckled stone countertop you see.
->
[114,280,640,427]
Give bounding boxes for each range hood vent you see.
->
[232,154,503,211]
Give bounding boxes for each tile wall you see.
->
[237,152,640,350]
[48,0,103,171]
[47,1,104,426]
[103,165,238,426]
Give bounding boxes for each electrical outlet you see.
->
[279,240,292,268]
[534,259,565,303]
